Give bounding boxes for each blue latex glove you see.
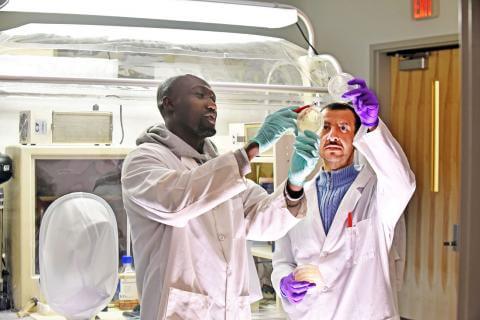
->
[288,130,320,187]
[342,78,380,128]
[280,272,316,304]
[250,106,298,153]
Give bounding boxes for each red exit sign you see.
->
[413,0,438,19]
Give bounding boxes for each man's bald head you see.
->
[156,74,217,142]
[157,74,208,117]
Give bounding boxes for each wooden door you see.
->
[389,48,460,320]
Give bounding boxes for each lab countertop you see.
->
[0,309,286,319]
[0,312,24,319]
[0,310,128,319]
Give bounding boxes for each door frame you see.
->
[371,36,459,319]
[369,34,459,125]
[458,0,480,318]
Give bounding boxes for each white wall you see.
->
[289,0,459,80]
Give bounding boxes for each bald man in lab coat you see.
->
[271,79,415,320]
[121,74,321,320]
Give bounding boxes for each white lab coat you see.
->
[356,149,407,294]
[121,124,306,320]
[272,120,415,320]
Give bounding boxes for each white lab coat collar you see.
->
[180,156,200,170]
[303,165,374,251]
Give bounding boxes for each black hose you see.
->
[296,22,319,55]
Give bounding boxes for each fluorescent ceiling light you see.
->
[0,0,298,28]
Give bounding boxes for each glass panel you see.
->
[35,159,126,274]
[0,24,336,102]
[0,24,340,149]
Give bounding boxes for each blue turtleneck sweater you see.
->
[316,164,360,234]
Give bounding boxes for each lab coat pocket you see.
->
[164,287,212,320]
[350,219,376,265]
[345,227,355,268]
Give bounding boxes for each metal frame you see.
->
[0,74,327,94]
[369,34,459,125]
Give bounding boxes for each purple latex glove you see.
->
[342,78,380,128]
[280,272,316,304]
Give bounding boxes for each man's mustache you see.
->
[325,140,342,147]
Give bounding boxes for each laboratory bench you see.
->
[0,308,135,319]
[0,243,283,319]
[0,307,286,319]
